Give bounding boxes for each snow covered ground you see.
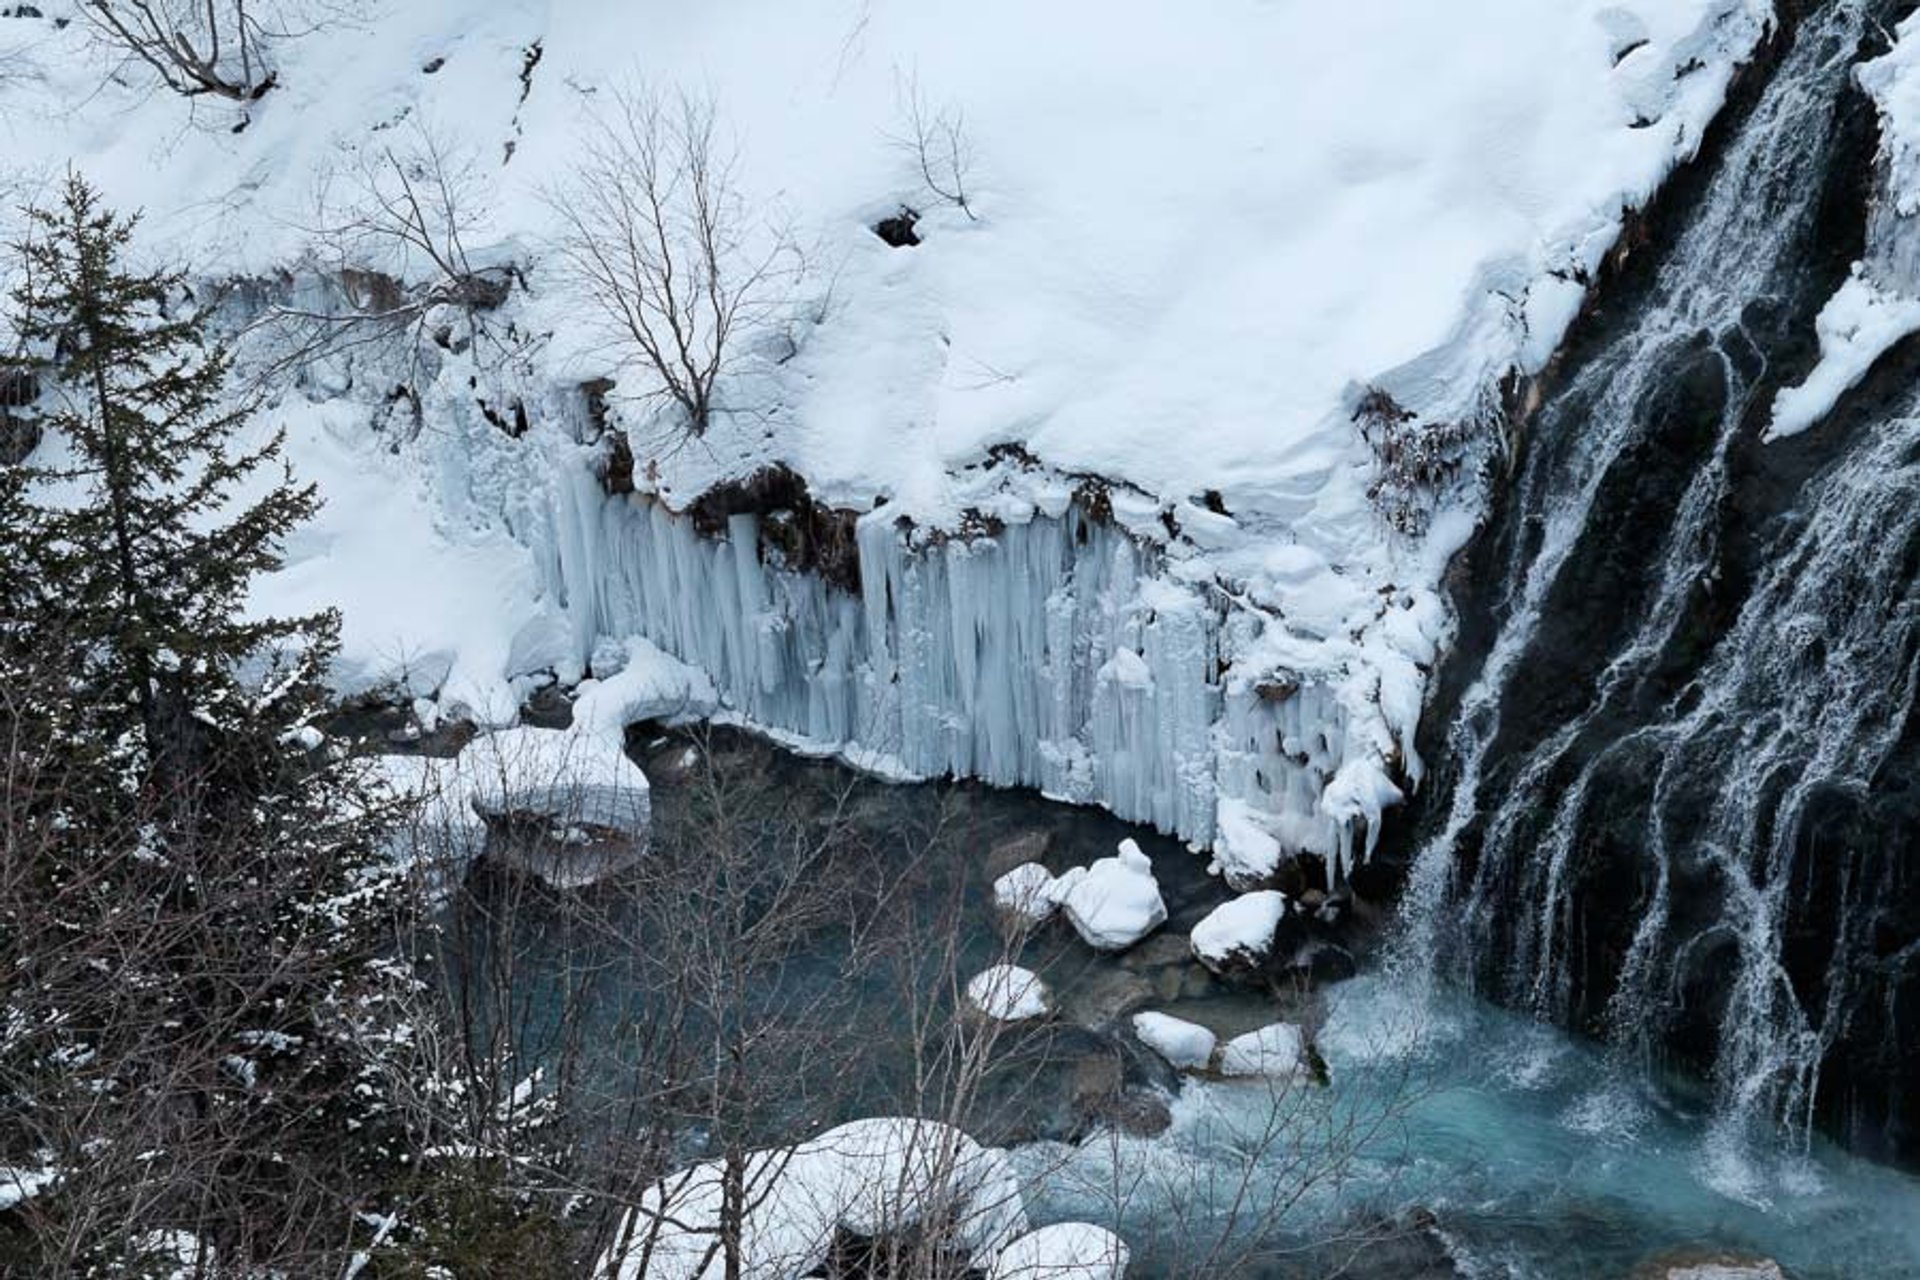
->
[0,0,1774,880]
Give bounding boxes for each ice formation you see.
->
[1130,1012,1218,1071]
[966,965,1052,1022]
[0,0,1776,886]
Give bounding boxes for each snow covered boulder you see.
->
[994,862,1059,925]
[1131,1011,1217,1071]
[424,729,656,890]
[462,726,650,834]
[991,1222,1131,1280]
[967,965,1052,1023]
[1052,840,1166,953]
[1190,891,1290,977]
[597,1117,1028,1280]
[1218,1023,1308,1079]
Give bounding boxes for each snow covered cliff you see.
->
[1,0,1773,882]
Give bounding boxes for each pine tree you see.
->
[1,174,428,1272]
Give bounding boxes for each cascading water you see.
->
[1393,0,1920,1178]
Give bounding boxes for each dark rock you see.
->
[873,206,921,247]
[985,829,1051,879]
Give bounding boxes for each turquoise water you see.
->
[1021,976,1920,1278]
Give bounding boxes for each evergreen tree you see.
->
[0,174,427,1273]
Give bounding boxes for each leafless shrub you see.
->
[892,75,978,222]
[263,122,527,386]
[549,87,802,440]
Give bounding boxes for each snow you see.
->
[1050,840,1167,953]
[994,863,1059,925]
[0,1164,60,1210]
[597,1117,1029,1280]
[457,726,648,835]
[1130,1012,1218,1072]
[1768,14,1920,440]
[990,1223,1131,1280]
[1190,891,1290,973]
[966,965,1051,1023]
[371,724,650,886]
[1766,269,1920,439]
[569,635,719,741]
[1217,1023,1309,1079]
[0,0,1774,879]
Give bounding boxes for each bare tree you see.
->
[893,76,979,222]
[549,88,801,439]
[83,0,316,102]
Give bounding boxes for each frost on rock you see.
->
[1049,839,1167,952]
[1131,1011,1217,1071]
[990,1222,1131,1280]
[1218,1023,1308,1079]
[1770,13,1920,440]
[994,862,1059,925]
[967,965,1051,1022]
[597,1118,1028,1280]
[1190,891,1290,975]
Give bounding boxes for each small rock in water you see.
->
[1632,1252,1787,1280]
[1131,1011,1217,1070]
[1059,967,1154,1028]
[987,829,1052,878]
[966,965,1051,1023]
[994,861,1059,925]
[1218,1022,1308,1079]
[1053,839,1167,952]
[1190,890,1289,976]
[991,1222,1130,1280]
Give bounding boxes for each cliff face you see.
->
[1392,0,1920,1170]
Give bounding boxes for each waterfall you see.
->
[1393,0,1920,1172]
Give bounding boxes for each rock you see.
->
[1058,968,1154,1029]
[1292,939,1358,984]
[987,830,1053,879]
[1091,1088,1173,1139]
[1218,1022,1309,1078]
[1131,1011,1217,1070]
[1190,890,1290,976]
[1630,1251,1787,1280]
[994,862,1059,926]
[1053,839,1167,952]
[967,965,1051,1023]
[1274,852,1331,899]
[1117,932,1193,972]
[991,1223,1130,1280]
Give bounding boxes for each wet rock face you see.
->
[1386,0,1920,1169]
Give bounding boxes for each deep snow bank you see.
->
[0,0,1774,880]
